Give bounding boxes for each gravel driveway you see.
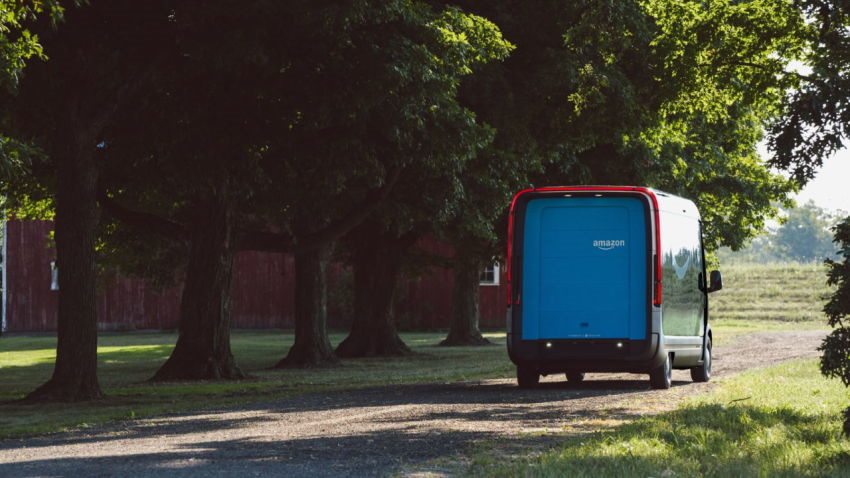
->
[0,330,826,477]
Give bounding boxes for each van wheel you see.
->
[691,338,712,383]
[566,372,585,383]
[517,365,539,388]
[649,353,672,389]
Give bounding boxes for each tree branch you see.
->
[236,165,404,253]
[97,191,188,241]
[699,59,824,86]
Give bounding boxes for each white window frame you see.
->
[479,262,500,286]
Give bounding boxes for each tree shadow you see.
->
[0,377,668,462]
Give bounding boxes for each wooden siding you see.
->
[4,220,506,332]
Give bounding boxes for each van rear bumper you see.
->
[507,333,665,374]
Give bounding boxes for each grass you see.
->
[0,318,827,440]
[468,358,850,477]
[712,263,834,322]
[0,260,833,440]
[0,331,514,439]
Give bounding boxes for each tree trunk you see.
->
[441,259,491,346]
[276,244,338,368]
[336,230,411,358]
[26,142,103,402]
[151,194,244,381]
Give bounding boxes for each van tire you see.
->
[517,365,539,388]
[690,338,712,382]
[566,372,585,383]
[650,353,672,389]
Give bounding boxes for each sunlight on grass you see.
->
[469,359,850,477]
[0,321,825,441]
[0,330,512,438]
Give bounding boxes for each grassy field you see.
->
[0,331,514,439]
[469,358,850,477]
[0,262,833,440]
[0,318,828,440]
[711,263,833,322]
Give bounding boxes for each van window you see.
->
[661,213,704,336]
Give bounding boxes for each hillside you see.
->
[711,263,833,322]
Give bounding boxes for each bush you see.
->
[819,216,850,435]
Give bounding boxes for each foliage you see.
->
[446,0,806,263]
[638,0,804,252]
[0,0,61,91]
[469,359,850,477]
[0,0,61,184]
[718,201,841,263]
[769,1,850,183]
[773,201,839,262]
[819,216,850,435]
[98,0,512,278]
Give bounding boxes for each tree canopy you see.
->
[0,0,61,183]
[769,0,850,183]
[1,0,837,395]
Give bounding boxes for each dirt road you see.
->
[0,330,826,477]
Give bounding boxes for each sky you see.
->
[794,149,850,214]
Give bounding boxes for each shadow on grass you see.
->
[0,378,661,477]
[5,398,840,477]
[0,428,500,477]
[0,377,655,446]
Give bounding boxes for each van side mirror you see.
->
[707,270,723,293]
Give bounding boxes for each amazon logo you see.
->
[593,239,626,251]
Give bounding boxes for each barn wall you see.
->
[6,221,57,331]
[5,220,506,332]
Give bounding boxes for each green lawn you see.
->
[0,319,827,440]
[0,331,514,439]
[469,358,850,477]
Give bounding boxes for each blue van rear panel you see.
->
[521,197,648,340]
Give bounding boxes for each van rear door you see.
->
[521,196,648,341]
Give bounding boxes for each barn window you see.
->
[479,263,500,286]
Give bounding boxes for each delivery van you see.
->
[506,186,723,389]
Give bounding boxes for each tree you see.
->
[336,223,420,357]
[97,1,403,375]
[95,1,512,370]
[2,1,172,401]
[434,0,666,345]
[819,217,850,435]
[331,5,512,358]
[434,0,804,346]
[439,243,493,346]
[632,0,804,252]
[769,1,850,183]
[0,0,60,189]
[765,2,850,436]
[773,201,837,262]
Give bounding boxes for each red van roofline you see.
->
[506,186,663,308]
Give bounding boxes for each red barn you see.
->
[0,220,506,333]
